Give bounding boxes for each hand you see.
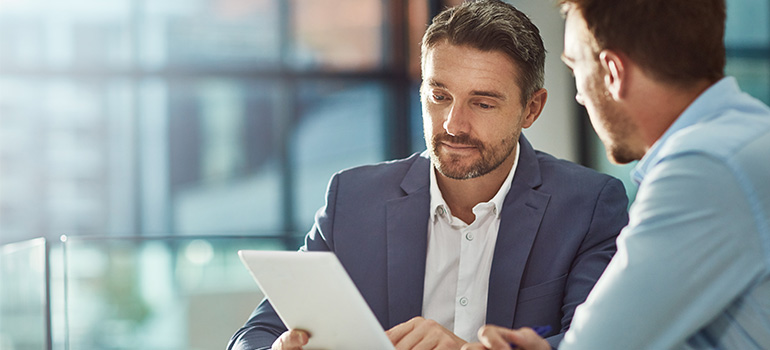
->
[271,329,310,350]
[461,325,550,350]
[386,316,467,350]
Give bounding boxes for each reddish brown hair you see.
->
[561,0,726,85]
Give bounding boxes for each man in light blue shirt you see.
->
[463,0,770,349]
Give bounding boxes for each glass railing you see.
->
[1,234,299,350]
[0,237,51,350]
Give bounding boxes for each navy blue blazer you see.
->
[228,136,629,350]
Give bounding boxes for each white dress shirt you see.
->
[422,144,520,342]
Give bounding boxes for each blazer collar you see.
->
[386,135,549,328]
[487,134,551,327]
[386,153,431,327]
[511,134,543,189]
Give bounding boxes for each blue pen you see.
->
[532,325,552,337]
[509,325,552,349]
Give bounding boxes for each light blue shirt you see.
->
[560,77,770,349]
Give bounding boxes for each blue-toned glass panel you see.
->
[0,0,133,69]
[141,0,281,69]
[62,235,287,350]
[0,238,49,350]
[166,79,283,235]
[0,77,135,242]
[587,133,639,204]
[410,83,426,154]
[290,0,385,70]
[726,58,770,105]
[725,0,770,49]
[292,81,386,233]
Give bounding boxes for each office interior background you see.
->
[0,0,768,349]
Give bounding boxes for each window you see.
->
[0,0,432,246]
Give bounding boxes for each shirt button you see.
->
[438,206,446,216]
[465,232,474,241]
[459,297,469,306]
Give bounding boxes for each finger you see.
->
[477,325,514,350]
[288,329,310,346]
[507,328,550,350]
[386,316,420,344]
[462,343,488,350]
[401,323,440,350]
[272,329,310,350]
[393,318,457,350]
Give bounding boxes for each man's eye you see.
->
[478,103,493,109]
[432,94,446,101]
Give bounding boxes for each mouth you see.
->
[440,141,478,152]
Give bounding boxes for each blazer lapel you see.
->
[386,154,431,328]
[486,136,551,327]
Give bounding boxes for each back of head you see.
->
[421,0,546,102]
[561,0,726,86]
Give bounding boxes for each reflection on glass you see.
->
[410,83,426,154]
[168,79,283,234]
[291,0,384,70]
[587,133,638,205]
[62,235,286,350]
[0,0,133,69]
[0,0,404,246]
[725,0,770,49]
[0,77,135,243]
[0,238,50,350]
[292,81,386,231]
[141,0,281,68]
[726,58,770,105]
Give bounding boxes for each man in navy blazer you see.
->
[228,1,628,349]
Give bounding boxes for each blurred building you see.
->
[0,0,429,245]
[0,0,769,348]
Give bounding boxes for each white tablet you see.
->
[238,250,396,350]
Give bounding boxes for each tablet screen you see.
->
[238,250,395,350]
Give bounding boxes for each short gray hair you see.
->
[421,0,546,102]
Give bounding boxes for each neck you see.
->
[634,77,715,152]
[435,150,515,224]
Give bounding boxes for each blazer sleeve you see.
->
[548,176,628,347]
[226,174,340,350]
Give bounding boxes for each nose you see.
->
[575,92,586,106]
[443,102,470,136]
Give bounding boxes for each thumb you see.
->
[289,329,310,345]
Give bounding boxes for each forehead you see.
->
[563,9,596,60]
[422,41,521,96]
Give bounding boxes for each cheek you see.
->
[422,104,446,131]
[477,112,519,143]
[573,73,591,105]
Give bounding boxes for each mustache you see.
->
[433,132,484,149]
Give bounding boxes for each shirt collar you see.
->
[631,77,739,184]
[429,140,520,223]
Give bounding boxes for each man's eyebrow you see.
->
[425,79,505,100]
[470,90,506,100]
[426,79,446,89]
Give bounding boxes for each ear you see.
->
[522,88,548,129]
[599,50,625,100]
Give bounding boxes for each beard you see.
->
[427,131,518,180]
[585,75,644,164]
[605,131,643,164]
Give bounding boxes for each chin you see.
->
[607,145,643,164]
